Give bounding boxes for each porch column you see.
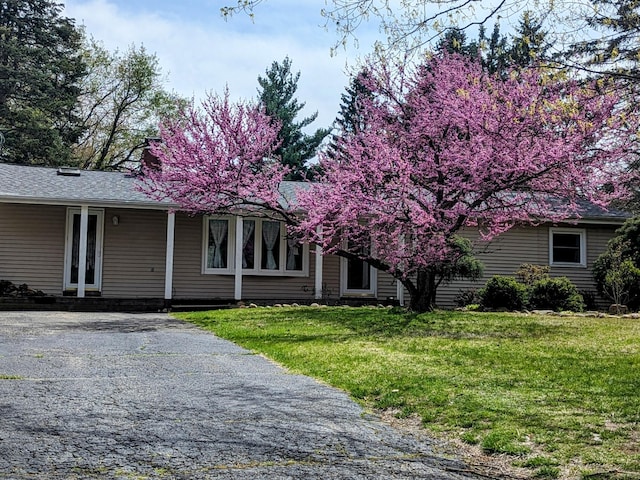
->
[77,205,89,298]
[234,216,243,301]
[164,211,175,300]
[314,227,323,300]
[396,280,405,307]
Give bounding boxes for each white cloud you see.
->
[63,0,374,129]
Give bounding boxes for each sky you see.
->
[61,0,381,131]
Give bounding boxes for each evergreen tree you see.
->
[509,12,550,67]
[0,0,86,166]
[257,57,329,180]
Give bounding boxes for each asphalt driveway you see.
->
[0,311,488,479]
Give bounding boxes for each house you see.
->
[0,163,629,310]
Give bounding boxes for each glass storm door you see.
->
[64,208,104,291]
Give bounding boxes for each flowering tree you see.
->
[141,55,638,312]
[139,90,290,220]
[296,54,638,311]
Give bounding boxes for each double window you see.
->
[203,217,308,276]
[549,228,586,267]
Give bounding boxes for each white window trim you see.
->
[63,207,105,291]
[202,216,309,277]
[340,255,378,297]
[549,227,587,267]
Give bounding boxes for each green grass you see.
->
[177,307,640,479]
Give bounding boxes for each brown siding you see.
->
[172,214,234,299]
[101,208,166,298]
[322,254,341,302]
[0,203,66,294]
[434,224,618,308]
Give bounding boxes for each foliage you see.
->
[257,57,330,180]
[220,0,547,54]
[567,0,640,82]
[528,277,585,312]
[142,53,639,313]
[438,14,550,75]
[139,90,283,216]
[454,288,479,307]
[0,0,86,166]
[179,307,640,478]
[73,39,184,171]
[298,53,638,311]
[593,217,640,309]
[479,276,528,311]
[515,264,550,286]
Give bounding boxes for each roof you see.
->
[0,162,631,222]
[0,163,173,209]
[0,162,308,211]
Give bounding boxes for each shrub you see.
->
[479,276,528,311]
[593,217,640,310]
[529,277,585,312]
[455,288,479,307]
[515,264,550,286]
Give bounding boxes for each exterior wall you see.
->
[101,208,167,298]
[171,213,342,302]
[172,214,235,299]
[434,224,618,308]
[0,203,66,295]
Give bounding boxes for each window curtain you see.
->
[286,236,299,270]
[262,221,280,270]
[242,220,255,268]
[208,220,228,268]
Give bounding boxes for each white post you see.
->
[234,216,243,301]
[314,227,323,300]
[77,205,89,298]
[164,211,175,300]
[396,279,405,307]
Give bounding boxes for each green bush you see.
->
[479,276,528,311]
[593,217,640,310]
[529,277,585,312]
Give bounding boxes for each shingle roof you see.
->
[0,162,630,221]
[0,163,172,209]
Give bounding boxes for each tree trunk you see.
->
[407,268,438,312]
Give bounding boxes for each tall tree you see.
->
[0,0,86,166]
[567,0,640,81]
[74,39,183,171]
[141,54,639,312]
[257,57,329,180]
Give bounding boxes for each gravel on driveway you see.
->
[0,311,491,479]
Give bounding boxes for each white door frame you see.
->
[63,207,105,294]
[340,255,377,297]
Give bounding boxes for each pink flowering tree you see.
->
[296,54,639,311]
[139,90,296,221]
[141,55,638,312]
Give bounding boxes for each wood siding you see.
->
[434,224,618,308]
[101,208,166,298]
[172,214,235,299]
[0,203,66,295]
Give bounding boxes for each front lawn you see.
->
[177,307,640,479]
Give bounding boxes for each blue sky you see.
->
[62,0,380,130]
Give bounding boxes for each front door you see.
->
[64,208,104,292]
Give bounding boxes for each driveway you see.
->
[0,312,488,479]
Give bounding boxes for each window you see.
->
[205,218,231,271]
[203,216,308,276]
[340,238,377,296]
[549,228,586,267]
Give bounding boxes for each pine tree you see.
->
[257,57,329,181]
[0,0,86,166]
